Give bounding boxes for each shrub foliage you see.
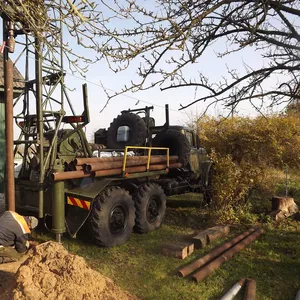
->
[199,114,300,168]
[197,114,300,221]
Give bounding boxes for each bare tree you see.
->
[96,0,300,112]
[2,1,300,112]
[1,0,116,74]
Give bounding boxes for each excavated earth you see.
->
[0,241,137,300]
[0,194,137,299]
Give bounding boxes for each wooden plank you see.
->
[161,242,194,259]
[192,234,208,249]
[193,225,230,248]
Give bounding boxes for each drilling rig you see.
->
[1,3,212,247]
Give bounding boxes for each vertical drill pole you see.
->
[52,161,66,243]
[3,19,15,211]
[35,38,44,218]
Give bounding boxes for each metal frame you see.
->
[2,5,91,241]
[122,146,170,175]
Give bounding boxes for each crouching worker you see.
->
[0,211,38,264]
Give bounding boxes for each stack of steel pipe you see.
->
[177,227,264,282]
[52,155,181,181]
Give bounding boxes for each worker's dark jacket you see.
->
[0,211,31,253]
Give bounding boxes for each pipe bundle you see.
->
[52,155,181,181]
[178,227,264,282]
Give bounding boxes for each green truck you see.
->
[15,100,212,247]
[2,3,212,248]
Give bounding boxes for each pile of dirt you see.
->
[4,241,137,300]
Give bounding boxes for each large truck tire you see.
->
[152,129,191,167]
[89,187,135,247]
[107,112,147,149]
[133,183,166,233]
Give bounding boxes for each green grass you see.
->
[33,200,300,300]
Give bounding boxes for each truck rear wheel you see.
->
[89,187,135,247]
[134,183,166,233]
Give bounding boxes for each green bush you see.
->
[208,152,262,222]
[196,114,300,221]
[198,114,300,168]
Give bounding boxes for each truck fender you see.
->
[64,179,112,237]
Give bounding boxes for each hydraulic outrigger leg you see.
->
[52,161,66,243]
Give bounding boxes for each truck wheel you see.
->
[107,112,147,149]
[89,187,135,247]
[152,129,191,167]
[134,183,166,233]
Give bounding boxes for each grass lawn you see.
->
[34,195,300,300]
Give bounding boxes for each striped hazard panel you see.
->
[67,196,91,210]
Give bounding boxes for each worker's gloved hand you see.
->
[28,241,39,250]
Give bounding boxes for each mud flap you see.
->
[64,179,112,237]
[65,204,93,237]
[201,160,213,187]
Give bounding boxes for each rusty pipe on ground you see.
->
[85,156,178,172]
[244,278,256,300]
[192,228,264,282]
[52,162,182,181]
[178,228,256,277]
[220,278,246,300]
[75,155,178,166]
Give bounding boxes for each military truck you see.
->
[15,101,212,247]
[2,3,212,248]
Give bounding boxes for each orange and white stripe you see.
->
[9,211,30,234]
[67,196,91,210]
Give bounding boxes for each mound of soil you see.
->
[2,241,136,300]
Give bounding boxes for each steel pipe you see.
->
[244,278,256,300]
[220,278,246,300]
[52,170,93,181]
[295,290,300,300]
[178,228,256,277]
[192,228,264,282]
[94,162,182,177]
[35,38,45,219]
[85,156,178,172]
[4,54,15,211]
[75,155,178,166]
[52,162,182,181]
